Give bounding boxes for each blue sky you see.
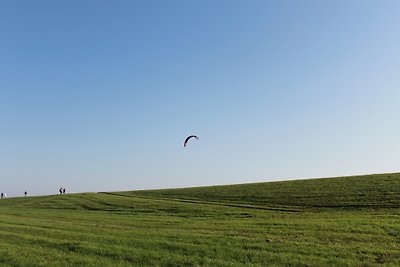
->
[1,1,399,196]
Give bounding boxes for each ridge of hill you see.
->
[1,172,399,211]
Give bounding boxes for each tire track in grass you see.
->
[100,192,303,213]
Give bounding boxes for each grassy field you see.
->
[0,173,400,266]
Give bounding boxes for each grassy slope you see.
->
[0,173,399,266]
[120,173,400,209]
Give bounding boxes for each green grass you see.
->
[1,173,400,266]
[119,173,400,209]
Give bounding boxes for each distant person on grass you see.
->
[63,188,66,194]
[59,187,63,194]
[24,191,28,197]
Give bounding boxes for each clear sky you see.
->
[1,1,399,197]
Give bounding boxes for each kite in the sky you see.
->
[183,135,198,147]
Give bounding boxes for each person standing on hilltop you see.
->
[59,187,63,194]
[63,188,66,194]
[24,191,28,197]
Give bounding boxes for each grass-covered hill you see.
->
[0,172,399,266]
[117,172,400,210]
[4,172,400,212]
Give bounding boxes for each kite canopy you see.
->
[183,135,198,147]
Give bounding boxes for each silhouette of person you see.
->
[59,187,63,194]
[24,191,28,197]
[63,188,66,194]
